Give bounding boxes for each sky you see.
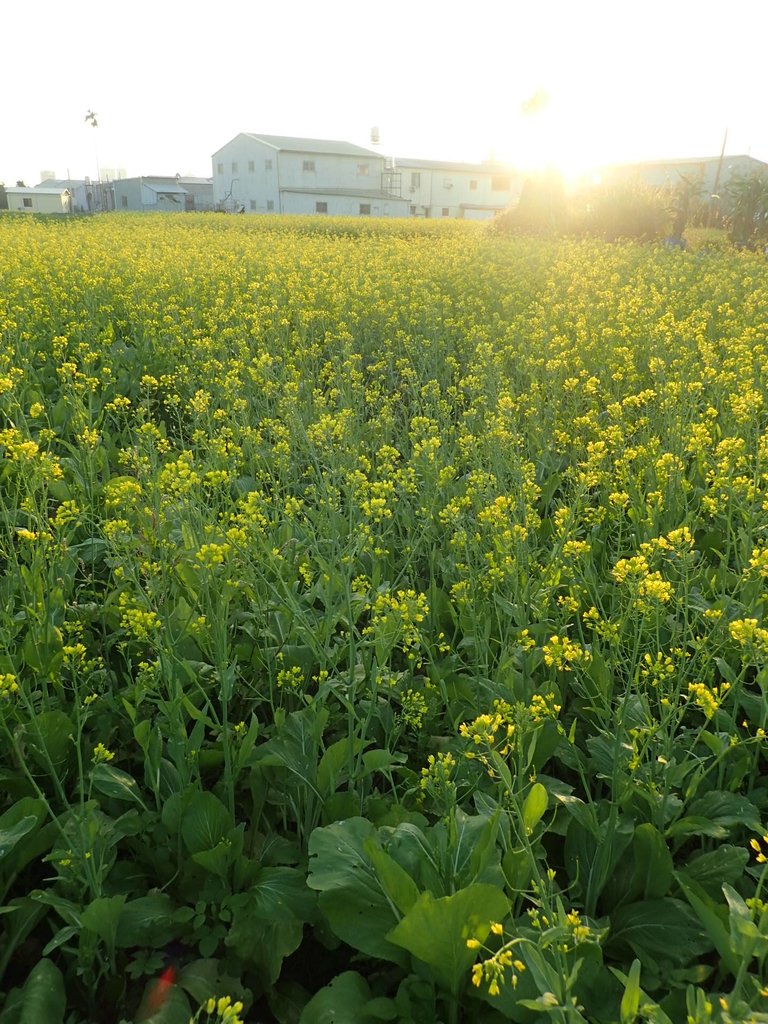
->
[2,0,767,187]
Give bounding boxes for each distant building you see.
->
[36,177,113,213]
[212,134,410,217]
[6,186,71,215]
[395,157,523,219]
[113,176,214,212]
[602,154,768,204]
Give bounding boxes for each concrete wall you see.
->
[6,189,70,214]
[213,135,280,212]
[281,191,410,217]
[398,162,520,218]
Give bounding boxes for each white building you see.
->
[6,186,71,214]
[36,177,113,213]
[112,176,214,212]
[395,158,523,219]
[212,134,410,217]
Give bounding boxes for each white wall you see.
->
[281,191,410,217]
[398,162,521,218]
[212,135,404,215]
[7,190,69,214]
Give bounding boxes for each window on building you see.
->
[410,204,417,215]
[303,160,316,172]
[265,159,273,171]
[410,172,421,187]
[442,207,450,217]
[315,201,327,213]
[359,203,371,215]
[217,162,224,174]
[267,200,274,211]
[357,163,370,176]
[231,161,238,173]
[121,195,128,209]
[250,200,257,210]
[470,179,478,191]
[491,175,511,191]
[248,160,255,173]
[22,197,33,208]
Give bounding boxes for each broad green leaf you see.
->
[18,959,65,1024]
[0,817,38,862]
[609,898,711,968]
[226,867,317,984]
[180,791,233,854]
[522,782,548,833]
[299,972,373,1024]
[676,871,739,976]
[605,824,672,908]
[687,791,760,830]
[90,763,147,806]
[723,882,768,960]
[254,705,329,795]
[363,836,419,915]
[387,883,510,994]
[21,711,74,775]
[81,894,126,952]
[307,818,408,965]
[115,894,177,948]
[683,845,749,897]
[317,736,364,797]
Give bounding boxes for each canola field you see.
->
[1,213,768,1024]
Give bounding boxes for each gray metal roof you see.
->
[242,134,381,158]
[7,186,69,195]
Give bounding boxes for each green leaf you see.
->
[363,836,420,915]
[21,711,74,775]
[81,894,126,952]
[605,824,669,908]
[687,791,760,830]
[683,845,749,897]
[609,898,711,968]
[676,871,739,976]
[522,782,548,834]
[18,959,65,1024]
[307,818,408,966]
[90,763,147,806]
[619,958,641,1024]
[254,705,329,795]
[317,736,364,797]
[115,894,177,948]
[181,791,233,854]
[226,867,317,984]
[299,972,374,1024]
[387,884,510,994]
[0,817,38,863]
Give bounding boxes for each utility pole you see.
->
[709,127,728,228]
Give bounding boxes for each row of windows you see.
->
[216,159,374,176]
[217,159,274,174]
[314,202,372,215]
[248,200,276,211]
[216,160,512,193]
[410,172,510,191]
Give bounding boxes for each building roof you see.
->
[609,154,768,172]
[142,181,188,195]
[36,178,88,189]
[7,186,69,195]
[232,134,381,158]
[280,186,408,201]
